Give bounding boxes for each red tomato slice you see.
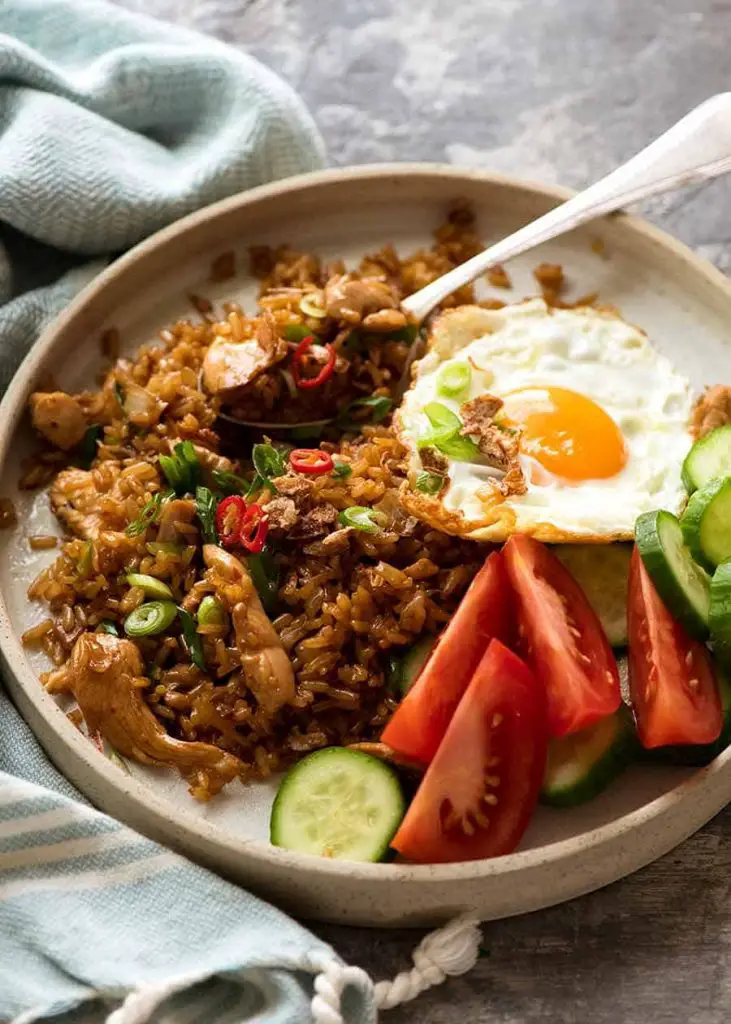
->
[628,546,721,748]
[381,551,512,764]
[391,639,547,864]
[503,534,620,737]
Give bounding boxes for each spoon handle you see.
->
[402,93,731,323]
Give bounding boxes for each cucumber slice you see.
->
[640,661,731,767]
[387,635,435,697]
[541,706,635,808]
[682,425,731,493]
[710,561,731,646]
[681,477,731,571]
[270,747,405,862]
[554,544,631,647]
[635,509,710,640]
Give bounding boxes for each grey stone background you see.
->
[114,1,731,1020]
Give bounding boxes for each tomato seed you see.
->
[605,671,614,685]
[483,793,498,806]
[473,808,491,829]
[462,816,476,836]
[685,651,694,667]
[688,677,700,691]
[491,713,503,727]
[485,775,500,787]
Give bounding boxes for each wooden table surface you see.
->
[114,1,731,1019]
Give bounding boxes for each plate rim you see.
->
[3,161,731,889]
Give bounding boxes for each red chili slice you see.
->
[240,503,269,554]
[289,448,334,475]
[291,335,336,390]
[216,495,246,550]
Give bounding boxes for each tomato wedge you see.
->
[391,639,547,863]
[628,546,721,748]
[381,551,512,764]
[503,535,620,737]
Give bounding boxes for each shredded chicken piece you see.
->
[122,382,166,428]
[271,475,314,507]
[201,311,287,396]
[49,467,122,539]
[303,527,353,556]
[264,496,299,534]
[157,498,197,544]
[30,391,87,450]
[323,274,399,325]
[290,503,338,539]
[460,395,517,469]
[202,545,295,715]
[691,385,731,439]
[55,633,241,799]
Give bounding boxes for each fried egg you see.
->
[395,299,693,542]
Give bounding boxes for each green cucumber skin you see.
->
[682,426,731,494]
[710,562,731,647]
[540,707,636,809]
[387,635,435,698]
[635,510,710,641]
[269,747,405,862]
[681,477,731,572]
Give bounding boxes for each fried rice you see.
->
[22,204,489,800]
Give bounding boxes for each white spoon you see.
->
[402,92,731,322]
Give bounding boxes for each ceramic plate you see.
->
[2,166,731,927]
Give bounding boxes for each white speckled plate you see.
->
[2,166,731,927]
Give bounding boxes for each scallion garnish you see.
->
[436,361,472,399]
[125,491,173,537]
[123,601,177,637]
[332,461,352,479]
[195,486,218,544]
[338,506,379,533]
[159,440,201,496]
[178,607,206,671]
[80,425,103,469]
[212,470,248,496]
[337,395,393,430]
[415,471,444,495]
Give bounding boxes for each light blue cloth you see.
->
[0,2,375,1022]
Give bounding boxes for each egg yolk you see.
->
[501,386,628,482]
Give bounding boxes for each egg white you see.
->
[395,299,694,542]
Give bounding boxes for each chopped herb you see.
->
[77,541,93,577]
[252,443,287,482]
[125,490,172,537]
[212,469,248,496]
[124,601,177,637]
[337,395,393,430]
[195,486,218,544]
[338,506,379,533]
[245,473,268,500]
[178,607,206,671]
[332,461,352,479]
[125,573,173,600]
[113,381,126,408]
[419,402,482,463]
[197,595,227,626]
[247,551,280,615]
[415,471,444,495]
[159,440,201,495]
[436,361,472,399]
[98,620,119,636]
[437,433,482,462]
[80,424,103,469]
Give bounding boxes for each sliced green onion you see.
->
[283,323,313,343]
[146,541,183,555]
[299,292,327,319]
[178,607,206,671]
[126,491,172,538]
[437,361,472,399]
[247,551,280,615]
[98,620,119,636]
[415,471,444,495]
[80,425,103,469]
[252,443,287,482]
[159,454,184,492]
[337,395,393,429]
[437,433,482,462]
[125,573,173,600]
[197,595,227,626]
[113,381,126,408]
[421,402,461,441]
[212,469,248,496]
[339,506,379,533]
[124,600,177,637]
[419,402,482,463]
[195,486,218,544]
[332,461,352,479]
